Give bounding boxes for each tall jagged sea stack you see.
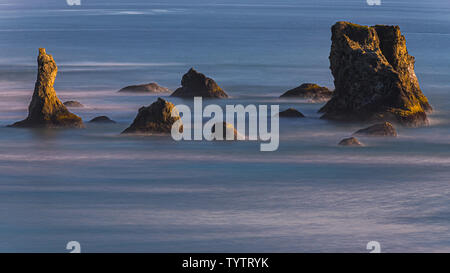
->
[319,22,432,127]
[9,48,83,128]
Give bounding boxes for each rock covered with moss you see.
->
[9,48,84,128]
[171,68,228,98]
[119,82,171,93]
[122,98,182,134]
[319,22,432,127]
[280,83,332,102]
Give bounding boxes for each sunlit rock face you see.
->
[122,97,182,134]
[10,48,84,128]
[319,22,432,127]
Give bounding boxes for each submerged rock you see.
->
[353,122,397,137]
[9,48,84,128]
[211,122,244,140]
[280,83,333,102]
[122,98,182,134]
[171,68,228,98]
[64,100,84,108]
[319,22,432,127]
[339,137,363,146]
[118,82,171,93]
[279,108,305,118]
[89,116,116,124]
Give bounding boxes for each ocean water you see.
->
[0,0,450,252]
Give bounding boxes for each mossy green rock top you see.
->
[319,22,432,127]
[9,48,84,128]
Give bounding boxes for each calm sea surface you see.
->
[0,0,449,252]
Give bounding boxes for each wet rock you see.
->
[9,48,84,128]
[279,108,305,118]
[89,116,116,124]
[319,22,432,127]
[122,97,182,134]
[171,68,228,98]
[64,101,84,108]
[119,82,171,93]
[339,137,363,146]
[353,122,397,137]
[280,83,333,102]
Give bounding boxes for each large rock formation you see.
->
[353,122,397,137]
[319,22,432,127]
[118,82,171,93]
[122,98,182,134]
[171,68,228,98]
[280,83,333,102]
[9,49,84,128]
[279,108,305,118]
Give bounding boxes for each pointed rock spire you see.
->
[10,48,83,128]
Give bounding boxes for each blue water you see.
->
[0,0,450,252]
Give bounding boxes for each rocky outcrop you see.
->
[339,137,363,146]
[9,49,84,128]
[64,101,84,108]
[171,68,228,98]
[280,83,333,102]
[119,82,171,93]
[319,22,432,127]
[122,98,182,134]
[89,116,116,124]
[353,122,397,137]
[279,108,305,118]
[211,122,244,140]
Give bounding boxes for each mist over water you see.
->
[0,0,450,252]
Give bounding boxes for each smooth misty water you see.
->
[0,0,450,252]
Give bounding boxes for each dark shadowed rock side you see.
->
[118,82,171,93]
[280,83,333,102]
[353,122,397,137]
[89,116,116,124]
[9,49,83,128]
[279,108,305,118]
[339,137,363,146]
[122,98,182,134]
[171,68,228,98]
[211,122,243,140]
[64,101,84,108]
[319,22,432,127]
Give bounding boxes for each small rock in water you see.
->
[280,83,332,102]
[89,116,116,124]
[353,122,397,137]
[211,122,244,140]
[64,101,84,108]
[171,68,228,98]
[279,108,305,118]
[118,82,171,93]
[339,137,363,146]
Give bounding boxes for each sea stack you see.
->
[9,48,83,128]
[319,22,432,127]
[122,98,182,134]
[171,68,228,98]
